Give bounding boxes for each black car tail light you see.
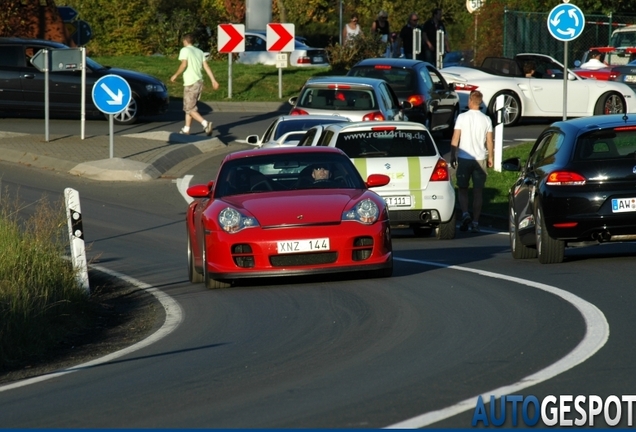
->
[546,171,586,186]
[430,158,450,182]
[352,236,374,261]
[553,222,578,228]
[407,95,426,107]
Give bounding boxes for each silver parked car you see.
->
[246,114,350,148]
[288,76,412,122]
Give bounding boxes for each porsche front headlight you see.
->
[218,207,259,233]
[342,199,379,224]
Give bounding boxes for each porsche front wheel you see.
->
[188,235,204,283]
[488,91,521,127]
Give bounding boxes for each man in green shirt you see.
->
[170,33,219,135]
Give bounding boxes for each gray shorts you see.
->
[183,80,203,114]
[455,158,487,188]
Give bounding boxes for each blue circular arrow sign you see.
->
[547,4,585,42]
[92,75,132,115]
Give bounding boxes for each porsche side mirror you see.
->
[246,135,260,146]
[366,173,391,188]
[187,184,212,198]
[502,157,522,172]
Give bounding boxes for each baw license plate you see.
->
[384,196,412,207]
[277,238,330,254]
[611,198,636,213]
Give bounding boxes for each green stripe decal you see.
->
[352,158,367,180]
[408,157,422,208]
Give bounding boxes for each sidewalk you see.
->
[0,101,282,181]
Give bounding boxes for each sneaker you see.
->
[460,212,471,232]
[470,222,480,233]
[179,128,190,135]
[204,121,213,136]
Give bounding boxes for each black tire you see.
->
[413,226,433,237]
[594,92,626,115]
[535,206,565,264]
[488,91,521,127]
[435,210,456,240]
[113,95,140,125]
[202,238,232,289]
[188,234,204,283]
[509,201,537,259]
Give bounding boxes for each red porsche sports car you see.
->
[186,146,394,289]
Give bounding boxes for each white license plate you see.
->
[384,196,412,207]
[612,198,636,212]
[313,56,324,63]
[277,238,330,254]
[625,75,636,83]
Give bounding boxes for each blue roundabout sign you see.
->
[547,3,585,42]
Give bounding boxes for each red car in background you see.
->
[186,146,393,289]
[574,47,636,82]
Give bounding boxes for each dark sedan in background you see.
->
[347,58,460,137]
[505,114,636,264]
[0,37,169,124]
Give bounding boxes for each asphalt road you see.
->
[1,114,635,427]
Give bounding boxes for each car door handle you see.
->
[22,73,36,79]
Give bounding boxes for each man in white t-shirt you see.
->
[579,49,606,70]
[170,33,219,135]
[450,90,494,233]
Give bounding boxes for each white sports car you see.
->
[441,53,636,126]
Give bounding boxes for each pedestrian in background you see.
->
[579,49,606,70]
[399,13,420,60]
[422,8,450,65]
[170,33,219,136]
[371,10,391,57]
[450,90,494,233]
[343,13,362,45]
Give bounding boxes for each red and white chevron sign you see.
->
[267,23,295,52]
[218,24,245,53]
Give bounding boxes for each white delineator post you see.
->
[494,94,504,172]
[65,188,89,291]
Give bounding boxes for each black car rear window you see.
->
[334,129,437,158]
[575,128,636,160]
[349,67,416,92]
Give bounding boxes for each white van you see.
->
[609,25,636,49]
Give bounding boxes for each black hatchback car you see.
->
[505,114,636,264]
[0,37,169,124]
[347,58,460,137]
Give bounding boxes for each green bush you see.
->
[326,33,388,74]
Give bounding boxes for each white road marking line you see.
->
[385,257,609,428]
[176,174,194,204]
[0,265,184,392]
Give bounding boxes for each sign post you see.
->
[32,48,86,141]
[267,23,295,99]
[91,75,132,158]
[218,24,245,99]
[547,2,585,121]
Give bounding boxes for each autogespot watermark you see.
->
[472,394,636,427]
